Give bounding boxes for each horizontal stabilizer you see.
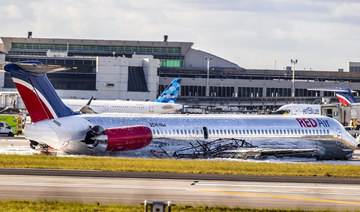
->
[14,62,69,74]
[308,87,355,93]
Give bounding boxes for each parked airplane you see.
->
[276,104,321,115]
[308,87,358,106]
[4,62,359,159]
[276,88,358,115]
[62,78,182,114]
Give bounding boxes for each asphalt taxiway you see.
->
[0,169,359,210]
[0,137,360,210]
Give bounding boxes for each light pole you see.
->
[205,57,212,96]
[291,59,298,97]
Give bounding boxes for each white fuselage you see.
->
[24,113,359,159]
[277,104,321,115]
[62,99,182,114]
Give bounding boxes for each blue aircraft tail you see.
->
[4,62,78,122]
[155,78,181,103]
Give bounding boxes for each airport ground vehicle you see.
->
[0,121,14,136]
[0,114,22,135]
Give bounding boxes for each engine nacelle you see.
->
[85,125,152,153]
[105,125,152,151]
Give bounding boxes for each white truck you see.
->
[0,121,14,137]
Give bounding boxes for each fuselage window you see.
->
[180,129,183,134]
[327,129,329,134]
[231,129,234,134]
[156,130,160,135]
[235,129,238,134]
[301,129,304,134]
[264,129,267,134]
[176,129,179,134]
[192,129,195,135]
[219,129,223,134]
[216,129,219,134]
[249,130,253,134]
[197,130,199,135]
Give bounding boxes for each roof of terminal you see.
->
[1,37,194,55]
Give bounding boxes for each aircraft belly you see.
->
[25,121,61,149]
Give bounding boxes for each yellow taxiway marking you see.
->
[198,190,360,205]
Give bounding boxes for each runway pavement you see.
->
[0,169,359,210]
[0,136,360,210]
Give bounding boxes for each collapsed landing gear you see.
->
[29,140,57,155]
[29,140,39,149]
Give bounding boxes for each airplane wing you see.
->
[171,139,319,159]
[78,97,97,114]
[222,148,319,159]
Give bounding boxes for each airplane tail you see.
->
[335,89,357,106]
[155,78,181,103]
[4,62,78,122]
[308,87,357,106]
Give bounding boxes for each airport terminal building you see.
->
[1,36,360,112]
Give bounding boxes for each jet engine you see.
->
[84,125,152,153]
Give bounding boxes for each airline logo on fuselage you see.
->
[302,107,319,115]
[296,118,330,128]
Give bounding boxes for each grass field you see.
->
[0,154,359,177]
[0,200,344,212]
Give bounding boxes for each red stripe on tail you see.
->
[15,82,53,122]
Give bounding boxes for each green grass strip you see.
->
[0,154,359,177]
[0,200,347,212]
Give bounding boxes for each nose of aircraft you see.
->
[343,131,360,150]
[356,136,360,149]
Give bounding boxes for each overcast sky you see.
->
[1,0,360,71]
